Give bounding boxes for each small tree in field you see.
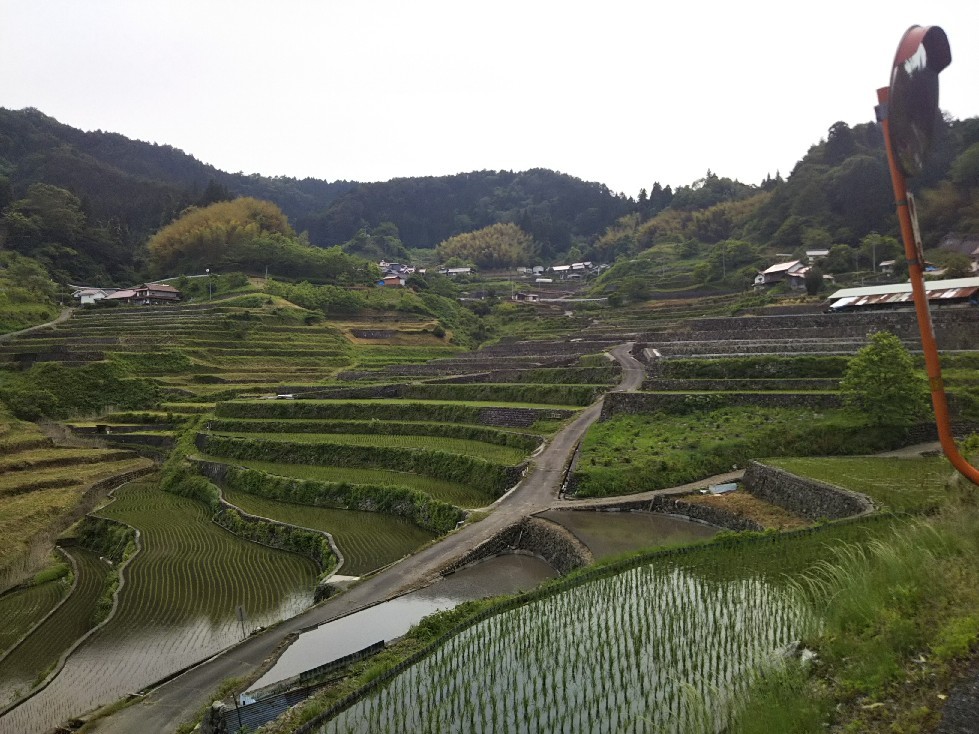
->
[841,331,929,426]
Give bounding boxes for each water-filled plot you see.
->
[0,481,318,734]
[322,562,815,734]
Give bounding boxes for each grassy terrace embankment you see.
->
[0,413,154,592]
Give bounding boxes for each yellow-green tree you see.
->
[148,197,295,273]
[435,223,534,269]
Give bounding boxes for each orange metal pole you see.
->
[878,86,979,485]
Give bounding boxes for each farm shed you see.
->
[827,277,979,311]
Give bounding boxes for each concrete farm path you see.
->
[0,307,73,343]
[86,343,644,734]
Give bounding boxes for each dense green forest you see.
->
[0,106,977,293]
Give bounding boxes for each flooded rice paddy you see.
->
[250,553,557,691]
[539,509,720,558]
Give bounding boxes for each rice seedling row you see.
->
[196,455,483,507]
[211,431,529,465]
[0,479,319,734]
[0,548,110,709]
[318,519,896,734]
[222,489,435,576]
[0,579,66,656]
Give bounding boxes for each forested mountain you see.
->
[309,169,634,259]
[1,106,977,289]
[0,108,357,232]
[590,117,979,265]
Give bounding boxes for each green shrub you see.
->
[218,465,465,534]
[213,507,337,572]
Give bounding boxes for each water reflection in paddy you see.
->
[538,509,720,558]
[249,553,556,691]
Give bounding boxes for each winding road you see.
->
[85,343,646,734]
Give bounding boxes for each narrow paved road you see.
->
[87,343,644,734]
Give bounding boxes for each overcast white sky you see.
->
[1,1,977,197]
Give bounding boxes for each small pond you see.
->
[248,553,557,691]
[538,509,720,558]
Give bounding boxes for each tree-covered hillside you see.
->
[0,108,355,260]
[1,107,977,293]
[309,168,634,258]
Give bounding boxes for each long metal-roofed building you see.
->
[827,277,979,311]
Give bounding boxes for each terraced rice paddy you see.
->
[318,520,894,734]
[212,431,529,465]
[223,489,435,575]
[198,455,490,508]
[0,548,110,709]
[0,479,319,734]
[0,578,67,656]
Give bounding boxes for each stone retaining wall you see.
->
[477,407,577,427]
[642,377,840,392]
[662,310,979,350]
[551,500,764,533]
[442,517,593,576]
[740,461,873,521]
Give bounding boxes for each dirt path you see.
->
[0,307,73,343]
[84,343,642,734]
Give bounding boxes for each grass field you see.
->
[198,454,492,509]
[766,456,953,513]
[572,407,904,497]
[223,489,435,576]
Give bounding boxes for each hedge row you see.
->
[206,419,543,450]
[213,506,337,573]
[216,401,496,423]
[654,355,851,379]
[196,434,523,496]
[211,463,464,534]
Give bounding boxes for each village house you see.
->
[754,260,807,288]
[69,286,119,305]
[102,283,182,305]
[511,292,540,302]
